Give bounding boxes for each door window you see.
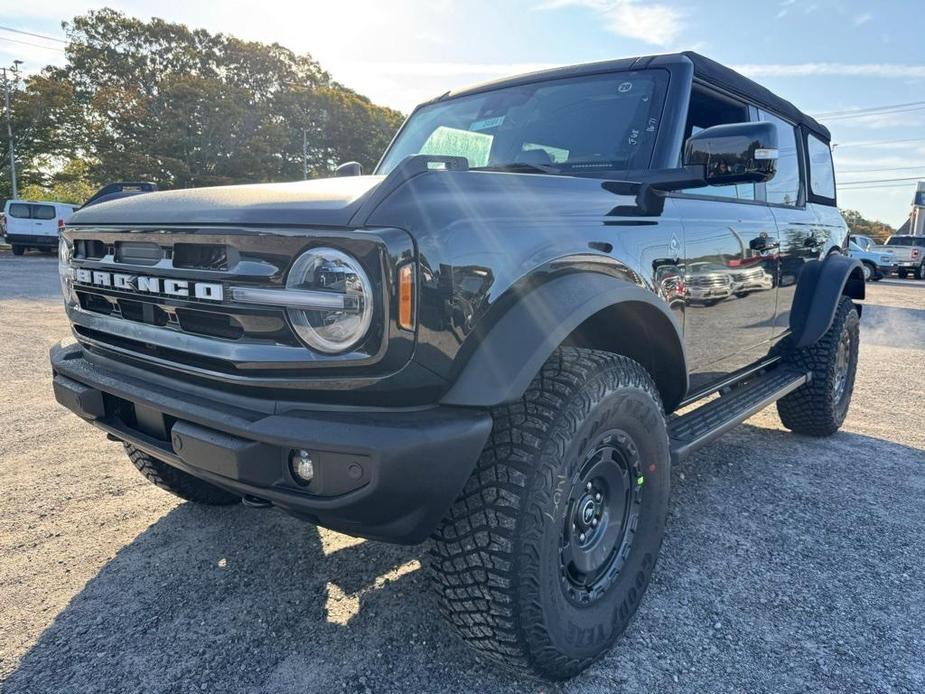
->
[32,204,56,220]
[807,134,836,200]
[759,110,801,206]
[681,86,755,200]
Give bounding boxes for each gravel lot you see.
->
[1,250,923,693]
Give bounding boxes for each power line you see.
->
[836,165,925,174]
[839,176,922,186]
[0,25,67,44]
[833,137,925,150]
[815,99,925,119]
[823,105,925,121]
[0,35,66,53]
[838,183,917,191]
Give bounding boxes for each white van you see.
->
[3,200,79,255]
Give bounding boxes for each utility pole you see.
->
[1,60,22,200]
[302,128,308,180]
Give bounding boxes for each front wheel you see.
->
[861,262,873,282]
[125,444,241,505]
[898,269,908,279]
[777,296,859,436]
[430,348,670,680]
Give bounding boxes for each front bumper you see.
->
[51,340,491,544]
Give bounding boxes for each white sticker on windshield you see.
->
[470,116,505,131]
[618,81,633,93]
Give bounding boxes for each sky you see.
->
[0,0,922,225]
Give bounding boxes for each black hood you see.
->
[69,176,385,227]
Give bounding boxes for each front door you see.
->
[675,85,780,393]
[679,197,779,392]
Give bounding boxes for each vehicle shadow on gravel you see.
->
[5,424,925,694]
[2,501,529,694]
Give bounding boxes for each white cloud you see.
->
[733,63,925,79]
[854,13,873,26]
[535,0,684,47]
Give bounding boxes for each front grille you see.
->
[64,225,392,379]
[174,243,231,270]
[688,275,728,287]
[731,267,764,282]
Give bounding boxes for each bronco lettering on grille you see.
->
[73,268,224,301]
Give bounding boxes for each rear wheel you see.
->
[430,348,670,680]
[776,296,859,436]
[11,245,24,256]
[915,263,925,280]
[898,269,908,279]
[125,444,241,505]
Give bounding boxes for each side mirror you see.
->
[683,121,778,186]
[335,161,363,177]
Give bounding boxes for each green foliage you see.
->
[18,160,96,205]
[840,209,895,243]
[0,8,404,200]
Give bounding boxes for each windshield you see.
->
[377,70,668,176]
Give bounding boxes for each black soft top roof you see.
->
[439,51,829,142]
[683,52,829,140]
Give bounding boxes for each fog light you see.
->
[290,449,315,485]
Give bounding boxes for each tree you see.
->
[840,209,895,243]
[1,9,404,201]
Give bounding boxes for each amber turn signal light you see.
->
[398,263,415,330]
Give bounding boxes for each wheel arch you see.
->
[789,253,865,350]
[440,272,689,412]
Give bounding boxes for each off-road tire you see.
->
[125,444,240,505]
[776,296,859,436]
[11,245,24,256]
[430,348,671,680]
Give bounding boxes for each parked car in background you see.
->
[882,235,925,279]
[847,240,894,281]
[3,200,79,255]
[849,234,876,252]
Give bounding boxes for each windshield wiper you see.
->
[471,162,561,175]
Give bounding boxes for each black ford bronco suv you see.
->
[51,52,863,679]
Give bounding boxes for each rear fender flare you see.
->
[789,254,865,349]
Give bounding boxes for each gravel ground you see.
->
[0,251,923,694]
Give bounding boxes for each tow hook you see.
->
[242,494,272,509]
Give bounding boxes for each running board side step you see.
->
[669,366,811,463]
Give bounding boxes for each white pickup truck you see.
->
[876,235,925,279]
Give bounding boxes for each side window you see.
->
[8,203,30,219]
[32,205,56,220]
[807,134,836,200]
[682,87,755,200]
[759,110,801,206]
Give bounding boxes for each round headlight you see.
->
[286,247,373,353]
[58,237,77,306]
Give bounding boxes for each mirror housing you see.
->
[335,161,363,177]
[683,121,779,186]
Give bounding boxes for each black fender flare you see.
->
[789,253,865,349]
[440,272,688,409]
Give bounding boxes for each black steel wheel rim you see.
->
[560,429,643,605]
[833,325,852,403]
